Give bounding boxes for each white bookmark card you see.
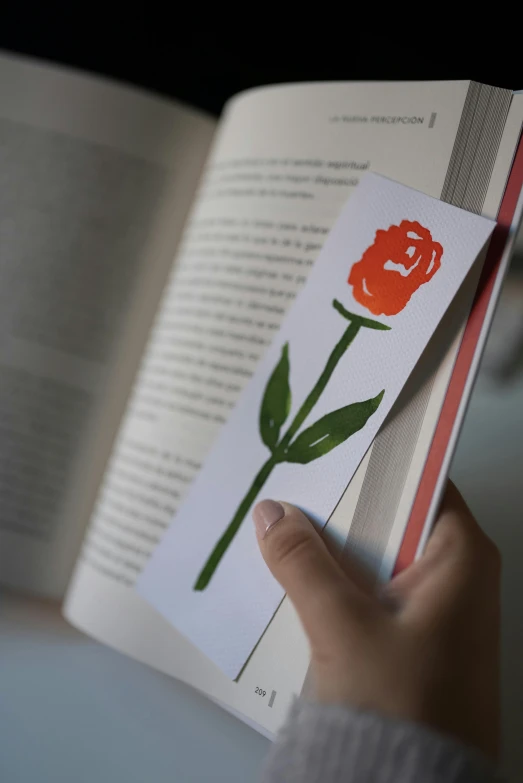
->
[138,173,494,678]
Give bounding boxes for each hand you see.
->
[253,482,501,758]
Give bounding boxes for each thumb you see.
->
[253,499,376,654]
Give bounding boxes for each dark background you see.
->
[0,10,520,116]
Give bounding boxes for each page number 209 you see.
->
[255,688,277,707]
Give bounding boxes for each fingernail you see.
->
[253,500,285,539]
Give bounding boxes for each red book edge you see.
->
[393,133,523,574]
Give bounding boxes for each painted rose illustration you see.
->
[349,220,443,316]
[194,220,443,591]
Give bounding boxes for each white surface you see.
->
[1,301,523,782]
[139,173,494,678]
[0,597,269,783]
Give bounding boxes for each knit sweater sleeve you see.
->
[261,701,501,783]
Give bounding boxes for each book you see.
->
[1,50,522,737]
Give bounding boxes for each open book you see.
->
[1,52,523,737]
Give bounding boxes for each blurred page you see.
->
[0,53,215,596]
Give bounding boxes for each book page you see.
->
[0,53,215,596]
[66,80,520,732]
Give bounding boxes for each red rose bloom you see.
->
[348,220,443,316]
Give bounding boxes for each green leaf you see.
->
[284,390,385,464]
[259,343,292,451]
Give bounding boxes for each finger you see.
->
[318,525,378,597]
[337,542,380,597]
[388,482,501,628]
[389,481,494,595]
[253,499,378,652]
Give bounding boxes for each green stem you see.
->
[193,299,389,590]
[276,321,361,452]
[277,301,389,453]
[194,456,276,590]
